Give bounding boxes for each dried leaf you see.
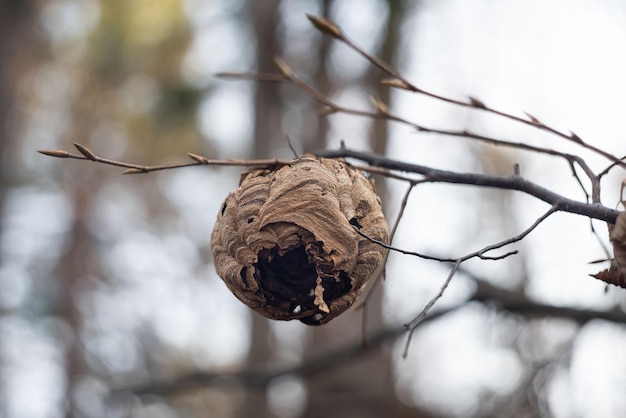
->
[211,156,389,325]
[595,210,626,289]
[591,263,626,289]
[609,210,626,286]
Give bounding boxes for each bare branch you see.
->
[38,144,293,174]
[355,182,417,311]
[317,147,620,224]
[304,15,626,169]
[402,261,461,358]
[223,67,597,177]
[39,143,619,224]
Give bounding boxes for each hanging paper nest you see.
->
[211,156,389,325]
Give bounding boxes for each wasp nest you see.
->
[211,156,389,325]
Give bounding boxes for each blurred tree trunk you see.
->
[302,2,432,417]
[55,180,100,418]
[242,1,283,417]
[251,0,283,160]
[0,0,38,403]
[301,0,332,153]
[0,0,37,186]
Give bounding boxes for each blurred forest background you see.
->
[1,0,626,417]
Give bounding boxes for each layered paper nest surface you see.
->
[211,156,389,325]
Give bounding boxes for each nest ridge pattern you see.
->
[211,156,389,325]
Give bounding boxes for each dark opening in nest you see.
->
[255,245,353,325]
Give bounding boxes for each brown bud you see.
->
[306,15,342,38]
[468,96,487,109]
[73,143,97,160]
[38,149,70,158]
[273,56,294,78]
[381,78,411,90]
[371,96,390,114]
[524,112,542,125]
[187,153,208,164]
[122,168,145,175]
[569,131,583,144]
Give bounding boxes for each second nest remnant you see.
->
[211,156,389,325]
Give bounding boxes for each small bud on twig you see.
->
[122,168,145,175]
[187,153,208,164]
[468,96,487,109]
[306,14,342,38]
[37,149,71,158]
[371,96,389,114]
[569,131,583,144]
[73,143,97,160]
[381,78,411,90]
[273,56,294,78]
[524,112,542,125]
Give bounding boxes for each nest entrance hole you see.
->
[256,246,317,302]
[254,245,353,324]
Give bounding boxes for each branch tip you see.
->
[468,96,487,109]
[569,131,583,144]
[38,149,70,158]
[122,168,145,175]
[187,153,208,164]
[381,78,411,90]
[370,96,389,114]
[272,56,293,78]
[306,14,342,38]
[524,112,542,125]
[73,143,97,160]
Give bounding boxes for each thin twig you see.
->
[38,143,292,174]
[283,133,300,158]
[356,181,418,346]
[402,261,461,358]
[398,206,556,357]
[598,154,626,179]
[221,67,599,184]
[39,144,619,223]
[219,64,607,212]
[305,15,626,169]
[470,206,557,259]
[357,181,420,306]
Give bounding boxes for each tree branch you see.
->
[38,143,292,174]
[305,15,626,169]
[317,147,620,224]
